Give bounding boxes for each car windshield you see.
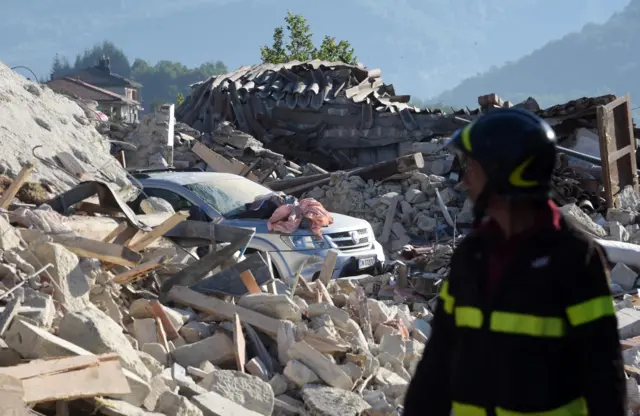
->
[184,177,273,217]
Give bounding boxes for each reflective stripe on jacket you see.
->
[403,217,626,416]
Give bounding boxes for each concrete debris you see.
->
[0,56,639,415]
[0,61,131,193]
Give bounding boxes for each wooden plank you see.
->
[240,270,262,294]
[128,212,188,252]
[317,250,339,286]
[379,199,398,243]
[240,158,262,178]
[101,222,128,243]
[50,235,142,267]
[112,257,165,285]
[597,94,639,208]
[315,280,334,306]
[155,316,170,353]
[0,161,35,209]
[0,355,104,380]
[191,141,259,181]
[21,358,130,404]
[167,286,281,337]
[233,314,246,372]
[148,300,180,341]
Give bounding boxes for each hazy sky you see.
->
[0,0,630,99]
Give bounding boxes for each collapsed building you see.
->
[0,57,640,414]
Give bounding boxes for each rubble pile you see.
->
[4,56,640,414]
[0,188,425,415]
[0,61,131,193]
[305,169,466,253]
[175,60,469,170]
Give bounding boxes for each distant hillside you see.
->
[435,0,640,108]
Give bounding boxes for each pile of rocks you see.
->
[305,169,466,255]
[0,203,426,415]
[0,60,131,193]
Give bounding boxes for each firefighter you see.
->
[403,108,626,415]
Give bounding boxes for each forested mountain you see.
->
[435,0,640,108]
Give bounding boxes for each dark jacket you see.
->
[403,216,626,416]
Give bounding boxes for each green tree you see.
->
[50,53,72,80]
[176,92,184,106]
[261,12,357,64]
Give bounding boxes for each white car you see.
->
[130,170,386,282]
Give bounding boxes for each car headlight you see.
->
[281,235,330,250]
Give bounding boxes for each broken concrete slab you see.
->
[191,391,263,416]
[30,242,92,312]
[171,331,235,368]
[0,216,21,251]
[611,263,638,291]
[138,351,164,377]
[155,390,204,416]
[618,308,640,339]
[374,367,408,400]
[143,375,173,411]
[95,398,165,416]
[301,385,371,416]
[283,360,320,388]
[268,374,288,396]
[198,369,274,415]
[287,341,352,390]
[237,294,302,322]
[142,343,168,367]
[134,318,159,346]
[246,357,269,381]
[57,306,152,381]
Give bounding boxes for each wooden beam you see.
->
[50,235,142,267]
[191,141,259,181]
[233,314,246,372]
[379,199,398,243]
[128,212,188,252]
[240,270,262,294]
[112,257,166,285]
[315,280,334,306]
[317,250,339,286]
[167,286,281,337]
[0,354,130,404]
[148,299,180,341]
[0,161,35,209]
[101,222,128,243]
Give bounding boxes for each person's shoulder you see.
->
[555,217,605,267]
[450,230,484,266]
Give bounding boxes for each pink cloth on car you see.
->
[267,198,334,236]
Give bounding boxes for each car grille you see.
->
[325,228,372,251]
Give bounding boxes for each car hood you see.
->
[221,212,372,235]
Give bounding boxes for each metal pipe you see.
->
[556,145,640,175]
[556,145,601,165]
